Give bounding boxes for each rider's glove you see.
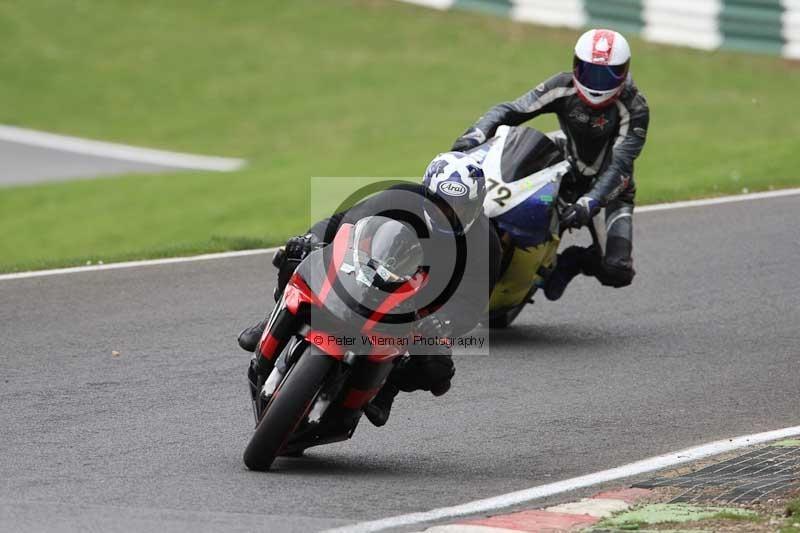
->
[561,196,600,230]
[451,127,487,152]
[272,234,317,269]
[273,234,321,300]
[285,233,319,261]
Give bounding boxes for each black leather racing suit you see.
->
[267,183,501,393]
[466,72,649,286]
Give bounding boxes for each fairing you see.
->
[477,126,569,249]
[494,181,559,248]
[293,224,424,342]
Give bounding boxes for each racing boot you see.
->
[237,317,268,352]
[596,235,635,288]
[544,246,597,301]
[364,382,399,427]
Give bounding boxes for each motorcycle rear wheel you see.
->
[489,304,524,328]
[243,345,335,471]
[489,287,536,329]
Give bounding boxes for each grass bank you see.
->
[1,0,798,272]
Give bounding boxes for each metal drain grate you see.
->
[634,445,800,504]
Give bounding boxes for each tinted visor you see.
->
[573,56,629,92]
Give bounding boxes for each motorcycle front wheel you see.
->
[243,344,335,471]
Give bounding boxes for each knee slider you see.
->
[391,353,454,392]
[599,258,635,288]
[424,356,455,396]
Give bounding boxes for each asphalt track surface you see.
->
[0,140,177,186]
[2,195,799,532]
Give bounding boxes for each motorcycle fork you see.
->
[307,361,351,424]
[247,358,263,423]
[250,337,307,425]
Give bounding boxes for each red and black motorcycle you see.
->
[243,216,429,471]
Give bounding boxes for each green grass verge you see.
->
[773,439,800,447]
[783,496,800,533]
[600,503,760,528]
[1,0,799,272]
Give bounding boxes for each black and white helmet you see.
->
[421,151,487,235]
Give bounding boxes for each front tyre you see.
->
[243,345,334,471]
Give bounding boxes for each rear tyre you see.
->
[489,287,536,329]
[489,305,523,329]
[243,346,334,471]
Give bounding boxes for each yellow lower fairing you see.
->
[488,236,560,311]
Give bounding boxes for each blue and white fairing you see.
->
[489,177,561,249]
[470,126,571,249]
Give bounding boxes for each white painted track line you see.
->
[636,187,800,212]
[324,425,800,533]
[0,248,278,281]
[0,125,245,172]
[1,187,799,282]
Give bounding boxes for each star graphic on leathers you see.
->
[592,115,608,129]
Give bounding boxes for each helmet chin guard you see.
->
[573,77,626,108]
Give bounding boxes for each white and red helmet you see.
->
[573,29,631,108]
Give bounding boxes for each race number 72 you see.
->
[487,178,511,207]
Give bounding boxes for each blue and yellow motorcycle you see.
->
[467,126,606,328]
